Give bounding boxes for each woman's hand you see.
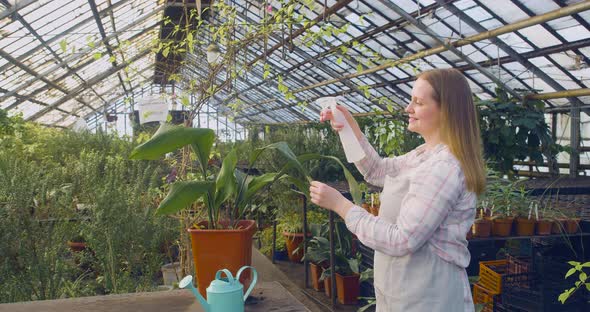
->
[320,105,362,139]
[309,181,354,218]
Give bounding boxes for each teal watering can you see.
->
[180,266,258,312]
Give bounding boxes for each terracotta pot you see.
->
[466,227,473,240]
[370,205,379,216]
[335,273,360,305]
[67,241,87,253]
[515,218,535,236]
[472,219,491,238]
[565,218,580,234]
[310,263,324,291]
[361,203,370,213]
[552,218,567,234]
[324,275,332,297]
[492,218,513,237]
[188,220,257,299]
[536,220,553,235]
[283,232,305,263]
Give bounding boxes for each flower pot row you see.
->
[470,217,581,238]
[309,263,360,305]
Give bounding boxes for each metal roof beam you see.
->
[58,63,157,126]
[239,36,590,118]
[0,0,132,75]
[378,0,521,100]
[87,0,131,97]
[0,0,107,110]
[0,0,35,21]
[28,47,152,121]
[3,21,159,111]
[293,1,590,93]
[246,0,353,67]
[0,49,97,113]
[0,87,76,117]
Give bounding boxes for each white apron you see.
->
[374,170,470,312]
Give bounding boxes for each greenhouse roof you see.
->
[1,0,590,129]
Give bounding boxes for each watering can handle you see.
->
[215,269,236,284]
[236,266,258,301]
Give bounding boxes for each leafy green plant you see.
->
[558,261,590,304]
[477,88,566,177]
[360,106,422,157]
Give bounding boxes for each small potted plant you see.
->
[483,178,515,237]
[507,186,534,236]
[472,202,491,238]
[535,203,554,235]
[67,234,87,253]
[302,226,330,291]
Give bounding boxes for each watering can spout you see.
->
[180,275,211,312]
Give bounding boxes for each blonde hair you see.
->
[418,69,486,195]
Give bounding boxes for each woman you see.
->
[310,68,485,312]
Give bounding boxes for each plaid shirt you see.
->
[345,136,476,269]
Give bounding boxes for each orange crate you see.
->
[479,259,507,294]
[473,283,495,312]
[473,283,495,303]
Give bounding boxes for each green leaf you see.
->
[356,63,363,73]
[297,153,361,205]
[60,39,67,53]
[156,181,213,215]
[565,268,577,278]
[580,272,587,282]
[239,173,281,210]
[129,124,215,164]
[214,149,238,210]
[181,95,190,107]
[93,52,102,60]
[249,142,308,179]
[569,261,581,266]
[162,47,170,57]
[336,57,342,65]
[109,55,116,63]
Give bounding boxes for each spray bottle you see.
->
[316,97,365,163]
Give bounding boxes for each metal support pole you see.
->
[329,210,336,308]
[302,195,309,289]
[571,107,581,177]
[272,220,277,264]
[550,112,558,176]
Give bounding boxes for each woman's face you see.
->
[405,78,441,139]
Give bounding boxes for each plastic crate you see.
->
[501,272,590,312]
[479,259,508,294]
[473,283,495,304]
[506,255,531,279]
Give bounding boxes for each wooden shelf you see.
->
[468,232,590,243]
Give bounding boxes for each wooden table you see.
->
[0,282,310,312]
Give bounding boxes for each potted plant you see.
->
[302,222,331,291]
[531,196,556,235]
[280,208,327,263]
[129,124,312,297]
[316,221,363,305]
[303,236,329,291]
[511,187,536,236]
[483,176,515,237]
[67,233,87,253]
[472,201,491,238]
